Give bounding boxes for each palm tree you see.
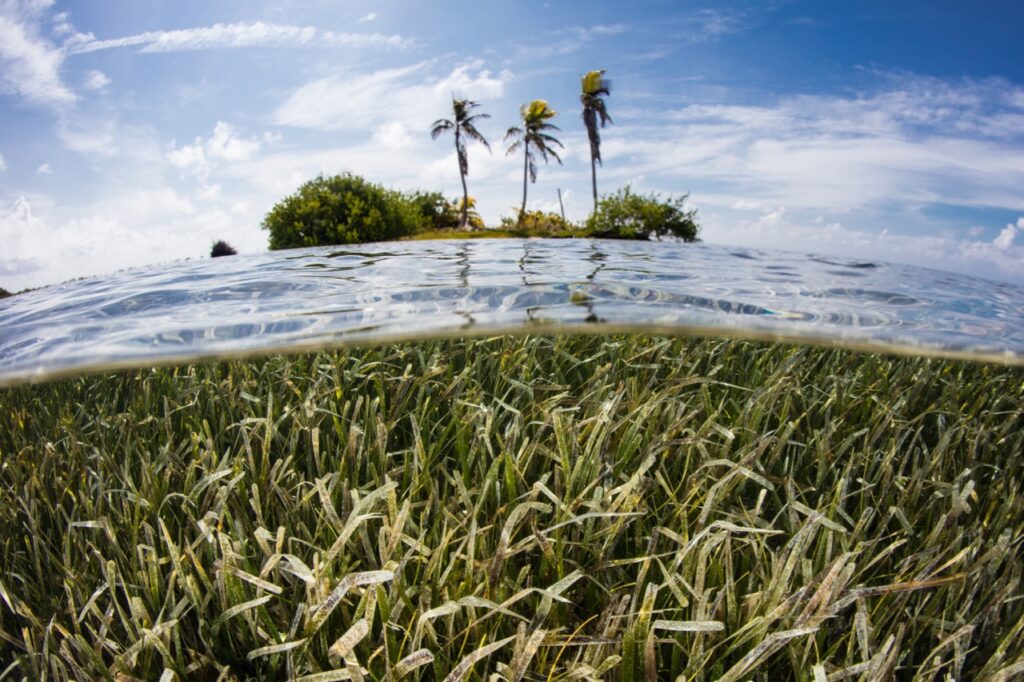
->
[454,195,485,230]
[430,98,491,229]
[504,100,563,219]
[581,70,612,211]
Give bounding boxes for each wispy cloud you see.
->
[681,8,750,41]
[49,9,73,36]
[273,61,509,132]
[81,69,109,90]
[0,0,75,107]
[0,152,5,171]
[56,113,117,155]
[518,24,626,59]
[357,13,377,24]
[36,161,50,174]
[605,76,1024,213]
[64,21,413,55]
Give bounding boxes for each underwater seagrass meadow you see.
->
[1,334,1023,680]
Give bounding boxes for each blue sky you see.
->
[1,0,1023,290]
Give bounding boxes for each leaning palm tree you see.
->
[430,98,491,230]
[454,195,485,230]
[581,70,612,212]
[505,100,563,220]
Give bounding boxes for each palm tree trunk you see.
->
[521,143,529,220]
[459,169,469,231]
[459,172,469,230]
[455,131,469,230]
[591,154,598,212]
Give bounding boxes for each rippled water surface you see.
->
[2,238,1023,385]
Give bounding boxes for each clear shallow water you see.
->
[1,238,1023,386]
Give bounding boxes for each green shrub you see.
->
[585,186,700,241]
[210,240,237,257]
[262,174,436,249]
[500,209,576,234]
[0,287,10,299]
[404,190,458,230]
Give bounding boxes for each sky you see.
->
[1,0,1023,291]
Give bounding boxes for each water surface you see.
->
[1,238,1022,386]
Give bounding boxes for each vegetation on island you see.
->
[211,240,238,257]
[0,287,10,299]
[260,68,701,249]
[262,172,701,249]
[587,186,700,241]
[262,174,449,249]
[1,334,1022,678]
[431,98,492,230]
[505,100,564,217]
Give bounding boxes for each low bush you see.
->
[210,240,237,257]
[404,190,458,230]
[586,186,700,241]
[501,209,577,234]
[262,174,438,249]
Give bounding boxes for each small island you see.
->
[262,78,700,251]
[261,172,700,249]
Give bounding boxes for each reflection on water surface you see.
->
[1,238,1023,385]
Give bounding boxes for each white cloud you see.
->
[274,61,509,132]
[0,190,263,291]
[49,9,71,36]
[207,121,261,161]
[698,206,1024,283]
[168,121,262,178]
[0,196,45,282]
[604,77,1024,214]
[0,0,75,107]
[373,122,412,150]
[166,141,205,172]
[81,69,109,90]
[36,162,50,173]
[64,21,412,55]
[357,13,377,23]
[993,218,1022,251]
[0,153,5,171]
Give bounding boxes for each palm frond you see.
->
[430,119,454,139]
[505,139,522,156]
[582,70,611,96]
[537,133,564,148]
[462,124,492,152]
[591,99,612,126]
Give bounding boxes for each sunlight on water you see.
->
[1,238,1023,385]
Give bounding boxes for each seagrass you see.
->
[0,334,1022,680]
